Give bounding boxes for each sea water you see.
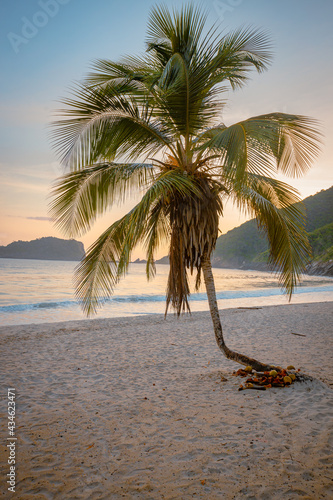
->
[0,258,332,326]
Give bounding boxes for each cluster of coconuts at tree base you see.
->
[234,366,299,391]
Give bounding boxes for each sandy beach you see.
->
[0,302,332,499]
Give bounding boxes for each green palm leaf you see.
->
[201,113,321,181]
[49,162,155,237]
[51,83,177,169]
[230,174,311,296]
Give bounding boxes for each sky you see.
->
[1,0,333,258]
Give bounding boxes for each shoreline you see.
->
[0,302,332,498]
[1,291,332,329]
[0,297,332,328]
[0,297,332,330]
[1,258,332,327]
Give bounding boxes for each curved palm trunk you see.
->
[201,254,273,372]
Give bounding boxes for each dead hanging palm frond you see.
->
[165,224,191,315]
[166,176,224,315]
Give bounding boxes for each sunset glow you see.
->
[1,0,332,258]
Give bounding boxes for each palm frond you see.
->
[201,113,321,181]
[155,50,217,139]
[144,199,170,280]
[231,175,311,297]
[51,82,176,169]
[212,26,273,88]
[85,58,148,88]
[146,3,207,63]
[49,162,155,237]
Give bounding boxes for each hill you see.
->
[308,222,333,259]
[212,186,333,274]
[0,237,85,261]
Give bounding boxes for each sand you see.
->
[0,302,332,499]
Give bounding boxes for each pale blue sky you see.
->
[1,0,333,255]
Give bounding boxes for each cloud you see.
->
[5,215,52,221]
[26,216,52,221]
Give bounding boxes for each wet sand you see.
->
[0,302,332,499]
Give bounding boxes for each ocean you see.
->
[0,258,332,326]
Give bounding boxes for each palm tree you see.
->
[50,4,321,371]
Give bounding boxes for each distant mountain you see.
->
[212,186,333,275]
[156,256,170,265]
[0,237,85,261]
[300,187,333,232]
[132,258,147,264]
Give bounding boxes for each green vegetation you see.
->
[213,219,267,267]
[308,222,333,261]
[213,186,333,268]
[302,187,333,232]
